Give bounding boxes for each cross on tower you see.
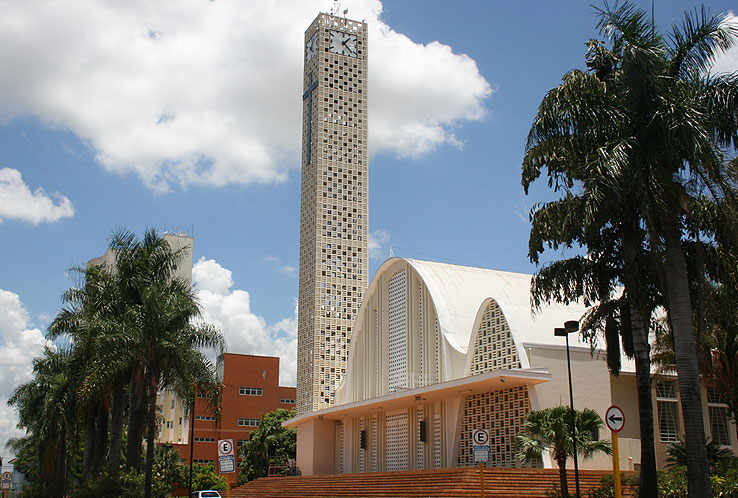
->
[302,71,319,164]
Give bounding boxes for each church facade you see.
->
[286,258,737,475]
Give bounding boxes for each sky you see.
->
[0,0,736,456]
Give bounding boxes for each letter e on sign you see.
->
[218,439,234,457]
[472,429,489,446]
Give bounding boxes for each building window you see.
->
[238,418,261,427]
[708,388,731,446]
[195,415,216,421]
[280,399,296,404]
[239,387,263,396]
[656,381,679,443]
[237,439,248,447]
[193,437,216,442]
[192,459,213,464]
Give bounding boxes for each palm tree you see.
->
[527,217,662,496]
[522,3,738,496]
[47,263,122,481]
[99,228,225,498]
[8,348,78,498]
[516,406,611,497]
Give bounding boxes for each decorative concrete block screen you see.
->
[336,422,344,473]
[433,408,442,468]
[459,302,529,467]
[470,299,521,375]
[385,409,409,471]
[371,414,379,471]
[358,418,366,472]
[458,386,532,467]
[416,407,425,469]
[388,269,407,393]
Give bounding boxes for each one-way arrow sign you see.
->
[605,405,625,432]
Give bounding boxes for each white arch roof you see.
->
[398,258,595,356]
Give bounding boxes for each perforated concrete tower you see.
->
[297,13,368,414]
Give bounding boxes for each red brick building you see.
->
[166,353,296,485]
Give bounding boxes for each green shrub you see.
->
[586,472,640,498]
[190,463,227,492]
[69,469,172,498]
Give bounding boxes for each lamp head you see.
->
[564,320,579,333]
[554,327,567,337]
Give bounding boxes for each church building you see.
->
[289,12,737,476]
[287,258,737,475]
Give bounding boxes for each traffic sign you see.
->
[473,446,490,464]
[218,439,234,457]
[606,405,625,432]
[1,472,10,481]
[472,429,489,446]
[218,455,236,473]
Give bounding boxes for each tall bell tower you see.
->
[297,13,369,414]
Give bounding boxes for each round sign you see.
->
[218,439,233,456]
[605,405,625,432]
[1,472,10,481]
[472,429,489,446]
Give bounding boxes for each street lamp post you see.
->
[188,393,196,497]
[555,320,581,498]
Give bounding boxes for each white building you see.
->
[287,258,737,475]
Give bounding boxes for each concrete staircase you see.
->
[231,467,624,498]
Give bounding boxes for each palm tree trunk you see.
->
[108,380,126,472]
[630,308,658,498]
[82,409,95,482]
[556,455,569,498]
[52,436,67,498]
[144,374,159,498]
[622,219,659,496]
[662,213,712,498]
[94,399,109,473]
[127,366,146,471]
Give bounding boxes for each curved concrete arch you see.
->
[464,296,531,376]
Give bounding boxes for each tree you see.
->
[99,228,225,498]
[516,406,611,498]
[191,463,227,492]
[666,438,734,472]
[526,196,662,495]
[8,348,79,498]
[521,3,738,496]
[47,264,121,481]
[238,408,297,483]
[153,444,186,496]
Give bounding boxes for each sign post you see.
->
[472,429,490,498]
[1,470,11,497]
[605,406,625,498]
[218,439,235,498]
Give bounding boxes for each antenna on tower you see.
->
[330,0,340,16]
[343,8,349,18]
[389,246,395,258]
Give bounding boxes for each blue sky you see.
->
[0,0,736,452]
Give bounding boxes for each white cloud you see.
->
[0,168,74,225]
[712,14,738,76]
[261,255,297,276]
[0,289,54,456]
[368,228,391,259]
[193,257,297,386]
[0,0,491,191]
